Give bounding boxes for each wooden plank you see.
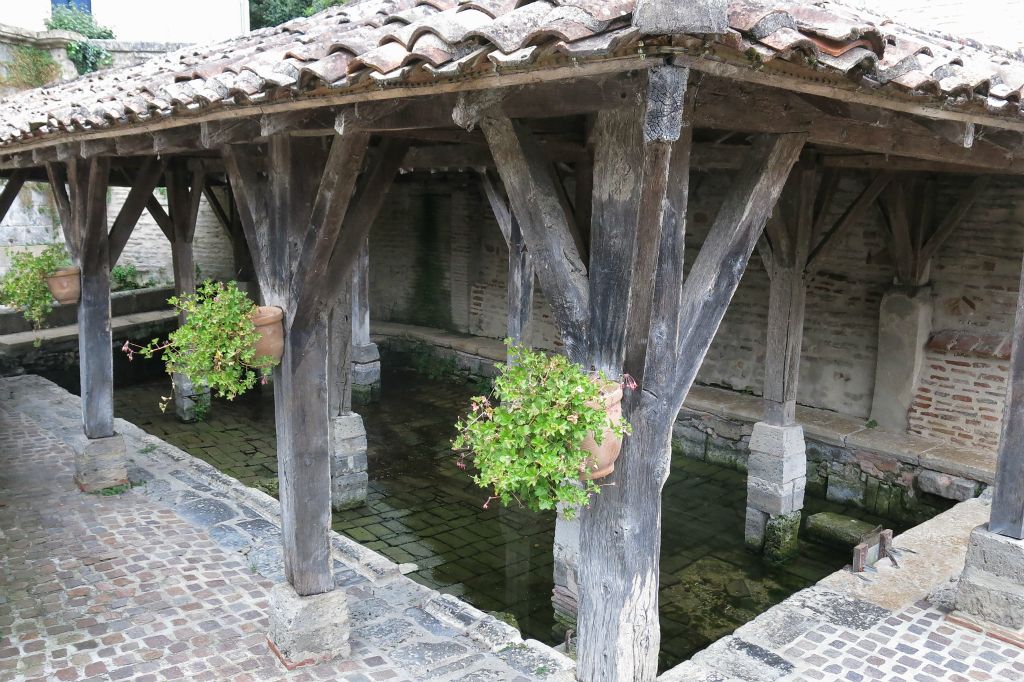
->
[480,170,513,244]
[806,172,893,275]
[0,170,26,226]
[108,157,165,267]
[920,176,991,265]
[991,253,1024,540]
[201,119,262,149]
[481,117,590,364]
[77,157,114,439]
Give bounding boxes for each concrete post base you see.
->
[268,583,350,669]
[72,433,128,493]
[351,343,381,405]
[955,524,1024,630]
[172,373,209,422]
[330,413,368,511]
[552,509,580,630]
[745,422,806,561]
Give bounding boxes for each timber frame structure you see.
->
[4,0,1024,679]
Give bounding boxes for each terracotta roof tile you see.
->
[1,0,1024,150]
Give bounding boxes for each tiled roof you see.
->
[2,0,1024,150]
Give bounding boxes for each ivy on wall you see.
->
[45,6,114,75]
[250,0,347,28]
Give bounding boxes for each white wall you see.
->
[0,0,249,43]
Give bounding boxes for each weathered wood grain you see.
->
[481,116,590,364]
[0,170,26,226]
[991,254,1024,539]
[108,158,165,267]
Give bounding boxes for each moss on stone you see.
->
[1,47,60,89]
[763,511,801,563]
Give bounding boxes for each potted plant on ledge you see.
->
[124,280,284,414]
[0,243,77,329]
[452,341,631,519]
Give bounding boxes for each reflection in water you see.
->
[115,364,896,671]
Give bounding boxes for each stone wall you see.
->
[365,170,1024,455]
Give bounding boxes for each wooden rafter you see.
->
[108,157,166,267]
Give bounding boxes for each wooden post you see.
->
[223,132,402,610]
[349,235,381,404]
[165,160,208,421]
[990,254,1024,539]
[48,158,127,492]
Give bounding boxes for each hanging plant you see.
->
[124,280,283,410]
[452,341,631,519]
[0,244,74,329]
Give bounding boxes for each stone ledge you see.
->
[927,329,1011,360]
[0,309,177,352]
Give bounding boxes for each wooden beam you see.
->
[991,253,1024,538]
[222,144,271,289]
[299,138,409,331]
[481,117,590,364]
[201,119,262,149]
[507,215,534,350]
[145,195,173,242]
[671,133,808,397]
[805,172,893,275]
[45,162,76,262]
[0,170,27,226]
[73,157,114,439]
[108,157,165,267]
[919,176,991,265]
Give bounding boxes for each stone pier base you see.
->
[330,413,368,511]
[351,343,381,405]
[955,524,1024,630]
[72,433,128,492]
[551,509,580,631]
[172,373,209,422]
[869,285,932,433]
[745,422,806,561]
[268,583,350,669]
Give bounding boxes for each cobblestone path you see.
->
[0,375,573,681]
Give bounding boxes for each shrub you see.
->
[0,244,71,328]
[111,263,142,290]
[46,6,114,75]
[127,281,279,405]
[453,342,630,518]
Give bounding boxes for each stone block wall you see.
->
[364,170,1024,456]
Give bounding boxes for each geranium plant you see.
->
[0,244,71,329]
[453,342,631,518]
[124,280,279,409]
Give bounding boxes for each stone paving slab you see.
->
[0,375,574,682]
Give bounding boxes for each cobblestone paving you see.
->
[782,600,1024,681]
[1,375,573,681]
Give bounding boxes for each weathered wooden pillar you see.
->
[349,236,381,404]
[47,158,127,492]
[166,160,209,421]
[870,175,989,432]
[955,247,1024,630]
[223,129,403,666]
[474,64,806,679]
[744,164,813,562]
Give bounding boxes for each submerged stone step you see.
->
[805,512,878,548]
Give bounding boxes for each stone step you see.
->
[804,512,880,548]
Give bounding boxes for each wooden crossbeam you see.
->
[805,171,893,275]
[0,169,27,227]
[919,176,991,265]
[481,117,590,363]
[45,163,75,261]
[108,157,165,267]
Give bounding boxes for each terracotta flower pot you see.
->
[579,382,624,481]
[46,266,81,305]
[250,306,284,363]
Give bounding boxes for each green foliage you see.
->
[1,47,61,89]
[94,482,132,496]
[250,0,346,27]
[46,6,114,74]
[453,342,630,518]
[134,281,278,404]
[0,244,71,329]
[111,263,142,291]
